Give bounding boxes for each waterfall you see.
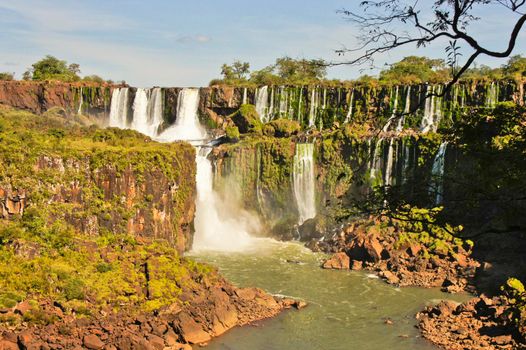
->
[77,87,83,115]
[369,138,384,186]
[396,86,411,132]
[486,82,498,108]
[420,85,443,133]
[109,88,129,128]
[383,86,399,132]
[149,87,163,135]
[242,88,247,105]
[344,89,354,123]
[430,142,448,205]
[131,88,151,135]
[156,88,256,251]
[157,89,204,142]
[384,138,395,186]
[308,88,318,128]
[255,86,269,122]
[279,87,288,118]
[293,143,316,224]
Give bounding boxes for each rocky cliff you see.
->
[0,106,196,253]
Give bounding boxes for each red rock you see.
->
[174,312,212,344]
[146,334,164,350]
[351,260,363,270]
[322,252,350,269]
[164,329,180,347]
[0,340,18,350]
[83,334,105,350]
[234,288,257,300]
[14,301,33,316]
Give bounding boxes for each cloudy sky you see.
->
[0,0,525,86]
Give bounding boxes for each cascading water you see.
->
[382,86,399,132]
[109,88,129,128]
[486,82,498,108]
[430,142,448,205]
[369,138,384,186]
[308,88,318,128]
[384,138,395,186]
[255,86,269,123]
[293,143,316,225]
[158,88,255,251]
[77,87,83,115]
[344,89,354,123]
[131,88,151,135]
[242,88,248,105]
[396,86,411,132]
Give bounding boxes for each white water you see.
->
[308,89,318,128]
[242,88,248,105]
[430,142,448,205]
[420,85,443,133]
[109,88,129,128]
[293,143,316,224]
[382,86,399,132]
[384,138,395,186]
[396,86,411,132]
[77,87,83,115]
[344,89,354,123]
[369,138,384,186]
[486,82,498,108]
[255,86,269,123]
[159,88,256,251]
[157,89,205,142]
[131,88,151,135]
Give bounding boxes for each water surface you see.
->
[190,240,469,350]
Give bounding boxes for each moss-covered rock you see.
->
[230,104,262,134]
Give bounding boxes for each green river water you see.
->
[190,239,470,350]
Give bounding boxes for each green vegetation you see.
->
[225,125,240,142]
[230,104,263,134]
[502,278,526,337]
[211,56,327,86]
[21,55,111,83]
[0,106,204,324]
[379,56,450,85]
[391,206,471,258]
[266,119,301,137]
[0,72,14,81]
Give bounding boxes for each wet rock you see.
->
[174,313,211,345]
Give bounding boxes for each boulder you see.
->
[322,252,350,269]
[174,312,211,345]
[83,334,105,350]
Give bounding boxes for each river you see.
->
[190,239,469,350]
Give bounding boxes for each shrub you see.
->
[0,72,14,81]
[268,119,301,137]
[230,104,262,134]
[225,125,240,142]
[502,278,526,337]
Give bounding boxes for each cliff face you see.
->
[0,81,111,120]
[0,107,196,253]
[2,81,524,133]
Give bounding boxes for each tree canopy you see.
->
[24,55,81,82]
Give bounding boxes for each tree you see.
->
[221,61,250,81]
[24,55,80,82]
[379,56,450,85]
[337,1,526,95]
[273,57,327,84]
[503,55,526,82]
[0,72,14,81]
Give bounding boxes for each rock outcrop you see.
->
[0,268,303,350]
[315,216,479,292]
[417,296,526,350]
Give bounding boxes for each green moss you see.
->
[230,104,263,134]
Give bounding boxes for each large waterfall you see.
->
[109,88,130,128]
[109,87,163,137]
[109,87,256,251]
[293,143,316,224]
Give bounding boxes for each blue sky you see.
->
[0,0,525,87]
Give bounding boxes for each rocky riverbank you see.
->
[417,296,526,350]
[0,269,302,350]
[313,214,479,293]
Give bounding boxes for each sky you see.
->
[0,0,525,87]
